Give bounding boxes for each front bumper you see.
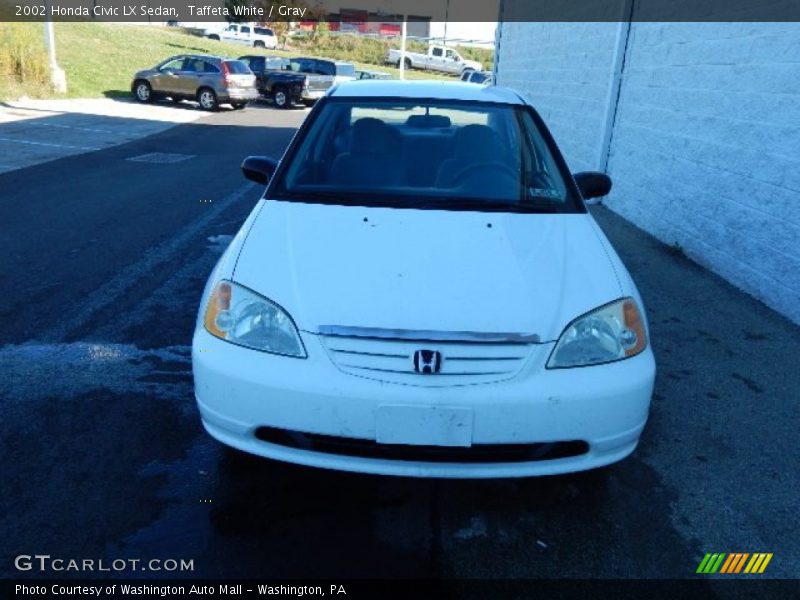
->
[193,328,655,478]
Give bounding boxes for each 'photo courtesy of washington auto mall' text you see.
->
[0,0,798,597]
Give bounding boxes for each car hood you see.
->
[134,68,158,78]
[233,201,623,342]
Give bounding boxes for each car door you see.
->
[429,47,444,70]
[150,57,185,94]
[444,49,461,74]
[220,24,239,44]
[196,60,222,95]
[176,57,204,96]
[238,25,252,46]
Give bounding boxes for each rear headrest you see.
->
[350,118,401,155]
[406,114,452,129]
[453,124,504,161]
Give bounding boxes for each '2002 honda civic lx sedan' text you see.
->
[192,81,656,478]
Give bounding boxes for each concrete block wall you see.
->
[495,18,800,324]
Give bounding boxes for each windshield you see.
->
[273,98,581,213]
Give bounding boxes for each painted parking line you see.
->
[0,136,99,150]
[24,122,118,135]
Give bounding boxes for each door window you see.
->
[160,58,184,71]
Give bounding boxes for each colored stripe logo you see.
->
[697,553,772,574]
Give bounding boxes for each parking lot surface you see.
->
[0,98,211,174]
[0,102,798,584]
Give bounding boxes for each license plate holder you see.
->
[376,405,473,447]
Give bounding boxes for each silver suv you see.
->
[131,55,259,111]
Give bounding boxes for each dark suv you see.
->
[239,55,355,108]
[131,54,258,111]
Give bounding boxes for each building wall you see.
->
[495,19,800,324]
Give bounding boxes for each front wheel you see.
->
[272,86,289,109]
[197,87,219,111]
[232,102,247,110]
[133,80,152,103]
[208,34,220,41]
[254,41,265,48]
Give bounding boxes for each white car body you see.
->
[386,46,482,75]
[193,81,656,478]
[209,23,277,49]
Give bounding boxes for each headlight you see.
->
[547,298,647,368]
[203,280,306,358]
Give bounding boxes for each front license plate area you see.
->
[376,405,473,447]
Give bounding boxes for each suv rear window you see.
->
[223,60,252,74]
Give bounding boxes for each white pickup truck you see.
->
[206,23,277,49]
[386,45,482,76]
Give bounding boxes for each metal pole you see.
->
[444,0,449,45]
[43,2,67,93]
[399,16,407,80]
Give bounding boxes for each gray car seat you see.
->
[330,118,403,187]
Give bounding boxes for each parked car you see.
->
[386,45,482,75]
[355,69,395,80]
[466,70,494,85]
[459,67,477,81]
[237,55,289,95]
[206,23,277,49]
[238,55,355,108]
[193,81,656,478]
[131,55,258,110]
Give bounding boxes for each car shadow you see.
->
[165,42,213,53]
[101,90,241,112]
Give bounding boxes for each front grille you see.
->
[255,427,589,464]
[319,335,534,386]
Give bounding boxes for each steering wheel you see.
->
[453,162,520,187]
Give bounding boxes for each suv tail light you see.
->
[221,61,231,86]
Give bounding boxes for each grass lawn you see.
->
[1,23,453,101]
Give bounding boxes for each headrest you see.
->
[350,118,401,155]
[453,124,504,161]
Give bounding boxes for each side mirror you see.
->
[241,156,278,185]
[573,171,612,200]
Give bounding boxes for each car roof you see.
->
[171,54,237,62]
[329,80,521,104]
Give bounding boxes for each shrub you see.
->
[0,23,50,98]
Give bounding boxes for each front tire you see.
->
[254,40,265,48]
[232,102,247,110]
[133,80,152,103]
[404,58,412,70]
[272,86,289,109]
[208,34,220,41]
[197,87,219,111]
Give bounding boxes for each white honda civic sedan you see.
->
[193,80,656,478]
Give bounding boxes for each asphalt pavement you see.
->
[1,99,798,587]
